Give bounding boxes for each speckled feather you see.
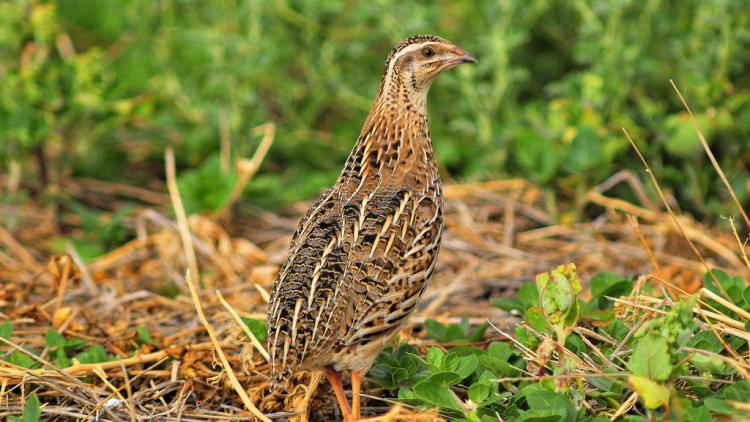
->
[267,35,456,388]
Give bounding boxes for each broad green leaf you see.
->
[53,348,71,369]
[516,410,562,422]
[468,382,490,404]
[413,380,462,411]
[426,347,446,370]
[75,344,110,364]
[428,371,462,386]
[588,272,631,308]
[518,282,540,309]
[524,307,549,333]
[721,380,750,402]
[513,127,560,184]
[689,354,727,374]
[524,385,577,422]
[564,125,602,172]
[23,393,41,422]
[465,322,489,342]
[136,325,152,345]
[240,317,268,342]
[703,398,737,415]
[453,354,479,380]
[397,387,421,406]
[44,329,66,348]
[177,154,238,214]
[627,334,672,381]
[628,375,670,409]
[492,296,523,312]
[683,405,712,422]
[8,350,38,369]
[424,320,447,342]
[0,321,12,339]
[703,270,745,315]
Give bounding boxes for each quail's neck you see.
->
[336,81,437,197]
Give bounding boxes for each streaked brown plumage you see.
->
[267,35,476,420]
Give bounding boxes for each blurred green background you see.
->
[2,0,750,237]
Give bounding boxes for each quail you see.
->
[267,35,477,420]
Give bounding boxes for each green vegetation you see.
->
[369,267,750,421]
[2,0,750,229]
[3,1,750,420]
[8,393,40,422]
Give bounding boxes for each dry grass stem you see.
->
[165,147,202,287]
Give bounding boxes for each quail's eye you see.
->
[422,47,435,58]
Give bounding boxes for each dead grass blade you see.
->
[622,128,733,300]
[670,79,750,230]
[165,147,202,287]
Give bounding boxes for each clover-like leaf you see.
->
[627,334,672,381]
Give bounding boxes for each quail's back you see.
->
[267,35,477,388]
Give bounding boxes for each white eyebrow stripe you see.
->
[384,42,432,89]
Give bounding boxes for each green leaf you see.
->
[468,382,490,404]
[721,380,750,402]
[426,347,446,371]
[513,127,560,184]
[466,322,489,342]
[588,272,631,308]
[44,329,66,348]
[516,411,563,422]
[424,320,448,342]
[428,371,463,386]
[136,325,152,345]
[564,125,602,172]
[524,307,549,333]
[492,296,523,312]
[177,153,238,214]
[7,350,39,369]
[703,270,745,315]
[53,348,71,369]
[683,405,713,422]
[627,334,672,381]
[628,375,670,409]
[480,342,517,377]
[0,321,12,339]
[743,285,750,309]
[75,344,110,364]
[21,393,41,422]
[452,354,479,380]
[518,282,540,309]
[413,380,462,411]
[689,353,728,374]
[240,317,268,342]
[524,385,577,422]
[703,398,737,415]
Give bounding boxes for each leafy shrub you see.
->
[2,1,750,220]
[368,267,750,420]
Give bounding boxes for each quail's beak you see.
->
[450,47,478,65]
